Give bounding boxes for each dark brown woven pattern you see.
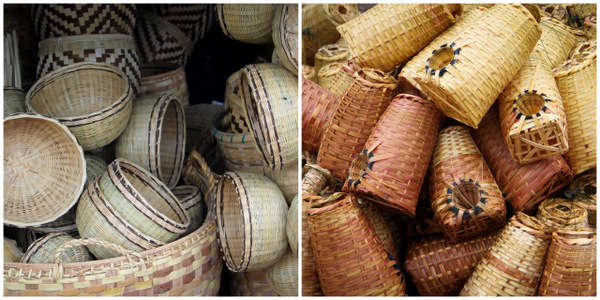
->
[429,126,506,243]
[144,4,216,46]
[536,198,589,231]
[344,94,441,216]
[228,269,276,296]
[134,9,192,66]
[302,194,323,296]
[301,77,340,153]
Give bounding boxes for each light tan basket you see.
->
[324,60,356,96]
[302,164,336,196]
[263,163,298,204]
[172,185,207,236]
[314,44,350,74]
[569,169,597,228]
[220,70,249,134]
[212,116,265,174]
[3,87,26,116]
[228,269,276,296]
[272,4,298,75]
[316,62,342,87]
[21,233,92,264]
[4,237,23,263]
[140,62,189,107]
[266,247,298,296]
[216,4,278,44]
[531,17,586,69]
[286,195,298,255]
[302,65,317,82]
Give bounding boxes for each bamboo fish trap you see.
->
[536,198,589,232]
[301,77,340,153]
[530,17,586,69]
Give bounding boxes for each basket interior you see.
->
[516,92,545,116]
[220,176,245,266]
[159,100,184,185]
[452,182,481,210]
[429,47,454,70]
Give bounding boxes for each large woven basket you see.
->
[140,62,189,107]
[21,233,92,264]
[569,169,597,227]
[263,163,298,204]
[216,4,278,44]
[212,116,264,174]
[272,4,298,75]
[412,4,541,128]
[171,185,207,236]
[220,70,249,134]
[144,4,216,46]
[301,77,340,153]
[228,269,276,296]
[266,247,298,296]
[531,17,586,69]
[4,113,86,228]
[314,44,350,75]
[324,60,356,96]
[3,87,26,116]
[536,198,589,231]
[429,126,506,242]
[344,94,441,216]
[302,194,323,296]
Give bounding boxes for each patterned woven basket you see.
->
[272,4,298,75]
[216,4,278,44]
[228,269,276,296]
[4,237,23,263]
[472,105,574,214]
[140,62,189,107]
[220,70,249,134]
[286,195,298,255]
[536,198,589,232]
[324,60,356,95]
[3,87,26,116]
[172,185,207,236]
[301,77,340,153]
[21,233,92,264]
[212,116,264,174]
[460,213,552,296]
[317,68,397,182]
[404,229,501,296]
[531,17,586,69]
[337,4,462,72]
[36,34,141,96]
[144,4,216,46]
[302,194,323,296]
[263,163,298,204]
[302,65,317,82]
[314,44,350,74]
[266,248,298,296]
[538,228,596,296]
[412,4,541,128]
[344,94,441,217]
[316,62,342,87]
[429,126,506,243]
[569,169,597,228]
[4,113,86,228]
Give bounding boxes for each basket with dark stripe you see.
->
[144,4,216,46]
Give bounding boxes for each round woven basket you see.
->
[37,33,141,96]
[344,94,441,217]
[216,4,278,44]
[115,93,186,189]
[324,60,356,96]
[266,247,298,296]
[4,113,86,228]
[301,77,340,153]
[4,237,23,263]
[216,171,288,272]
[302,194,323,296]
[172,185,207,236]
[3,87,26,116]
[302,164,336,196]
[212,116,265,174]
[412,4,541,128]
[316,62,342,87]
[21,233,92,264]
[569,169,597,227]
[27,62,133,150]
[429,126,506,243]
[220,70,250,134]
[228,269,276,296]
[536,198,589,231]
[144,4,216,46]
[263,163,298,204]
[140,62,189,107]
[531,17,586,69]
[85,154,108,184]
[286,195,298,255]
[314,44,350,74]
[272,4,298,75]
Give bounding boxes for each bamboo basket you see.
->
[460,213,552,296]
[302,65,316,82]
[429,126,506,242]
[583,15,596,40]
[266,247,298,296]
[140,62,189,107]
[324,60,356,96]
[115,93,186,189]
[530,17,586,69]
[472,105,574,214]
[228,269,276,296]
[272,4,298,75]
[344,94,441,216]
[85,154,108,185]
[216,171,288,272]
[3,87,26,116]
[4,113,86,228]
[404,185,443,240]
[302,164,336,196]
[357,196,398,256]
[184,104,223,168]
[263,163,298,204]
[337,4,462,72]
[316,62,342,87]
[286,195,298,255]
[4,237,23,263]
[404,229,501,296]
[216,4,278,44]
[301,77,340,153]
[220,70,249,134]
[212,116,264,174]
[302,194,323,296]
[536,198,589,231]
[182,151,220,207]
[144,4,216,46]
[538,228,596,296]
[21,233,92,264]
[569,169,597,227]
[570,3,597,21]
[172,185,207,236]
[412,4,541,128]
[314,44,350,74]
[37,34,141,96]
[317,68,397,182]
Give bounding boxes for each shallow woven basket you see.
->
[314,44,350,74]
[538,228,596,296]
[172,185,207,236]
[301,77,340,153]
[272,4,298,75]
[36,33,141,96]
[216,4,278,44]
[324,60,356,95]
[302,65,317,82]
[429,126,506,243]
[316,62,342,87]
[212,116,265,174]
[302,194,323,296]
[286,195,298,255]
[220,70,249,134]
[569,169,597,227]
[4,237,23,263]
[3,87,26,116]
[472,105,574,214]
[21,233,92,264]
[266,247,298,296]
[317,68,397,182]
[307,193,406,296]
[344,94,441,216]
[302,164,336,196]
[144,4,216,46]
[531,17,586,69]
[412,4,541,128]
[140,62,189,107]
[228,269,276,296]
[27,62,133,150]
[337,4,462,72]
[498,57,569,164]
[263,163,298,204]
[460,213,552,296]
[115,93,186,189]
[536,198,589,231]
[240,63,298,171]
[4,113,86,228]
[404,229,501,296]
[216,171,288,272]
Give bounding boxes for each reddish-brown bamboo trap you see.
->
[301,77,340,153]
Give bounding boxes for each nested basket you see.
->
[272,4,298,75]
[115,93,186,189]
[144,4,216,46]
[536,198,589,231]
[228,269,276,296]
[301,77,340,153]
[412,4,541,128]
[473,105,574,214]
[316,62,342,87]
[460,213,552,296]
[429,126,506,242]
[404,229,501,296]
[344,94,441,216]
[216,4,278,44]
[337,4,462,72]
[302,65,317,82]
[569,169,597,227]
[4,237,23,263]
[140,62,189,107]
[212,116,264,174]
[266,247,298,296]
[216,171,288,272]
[21,233,92,264]
[3,87,26,116]
[530,17,586,69]
[317,68,397,182]
[324,60,356,95]
[538,228,596,296]
[286,195,298,255]
[172,185,207,236]
[302,194,323,296]
[314,44,350,74]
[4,113,86,228]
[220,70,249,134]
[263,163,298,204]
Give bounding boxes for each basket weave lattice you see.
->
[316,62,342,88]
[228,269,276,296]
[286,195,298,255]
[302,164,336,197]
[302,194,323,296]
[3,87,26,116]
[212,116,264,174]
[263,163,298,204]
[569,169,597,227]
[4,237,23,263]
[272,4,298,75]
[220,71,249,134]
[583,15,596,40]
[324,60,356,96]
[144,4,215,46]
[134,9,192,66]
[314,44,350,74]
[536,198,589,231]
[216,4,278,44]
[531,17,586,69]
[172,185,207,236]
[266,247,298,296]
[301,77,340,153]
[140,62,189,107]
[21,233,92,264]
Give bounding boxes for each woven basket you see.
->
[473,105,574,214]
[263,163,298,204]
[212,116,264,174]
[140,62,189,107]
[115,93,186,189]
[429,126,506,242]
[324,60,356,96]
[337,4,462,72]
[404,186,443,240]
[531,17,586,69]
[317,68,397,182]
[172,185,207,236]
[37,34,141,96]
[412,4,541,128]
[182,151,220,207]
[460,213,552,296]
[21,233,92,264]
[302,65,317,82]
[4,113,86,228]
[302,194,323,296]
[344,94,441,216]
[316,62,342,87]
[216,171,288,272]
[228,269,276,296]
[536,198,589,231]
[404,229,501,296]
[85,154,108,185]
[184,104,223,169]
[144,4,216,46]
[272,4,298,75]
[301,77,340,153]
[3,87,26,116]
[302,164,337,197]
[314,44,350,74]
[286,195,298,255]
[240,63,298,171]
[4,237,23,263]
[266,247,298,296]
[220,70,249,134]
[216,4,278,44]
[569,169,597,227]
[583,15,596,40]
[538,228,596,296]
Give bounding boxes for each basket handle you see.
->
[183,150,219,207]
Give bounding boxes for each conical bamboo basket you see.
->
[301,77,340,153]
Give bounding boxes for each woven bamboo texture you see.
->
[531,17,586,69]
[301,77,340,153]
[404,229,501,296]
[140,62,189,107]
[412,4,541,129]
[263,163,298,204]
[302,194,323,296]
[36,34,141,96]
[302,65,316,82]
[538,228,596,296]
[4,113,86,228]
[4,237,23,263]
[240,63,298,171]
[84,154,107,185]
[272,4,298,75]
[337,4,462,72]
[307,193,406,296]
[216,4,278,44]
[182,151,220,209]
[220,71,249,134]
[344,94,441,216]
[286,195,298,255]
[21,233,92,264]
[216,171,288,272]
[316,62,342,87]
[325,60,356,96]
[429,126,506,242]
[570,169,597,227]
[536,198,589,231]
[472,105,574,214]
[3,87,26,116]
[172,185,207,236]
[583,15,596,40]
[212,117,264,174]
[302,164,336,197]
[314,44,350,74]
[228,269,276,296]
[266,247,298,296]
[357,197,399,257]
[144,4,216,46]
[317,68,397,182]
[134,9,192,66]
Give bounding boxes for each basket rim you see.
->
[20,233,70,264]
[172,185,203,209]
[140,62,184,81]
[38,33,136,47]
[553,53,597,78]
